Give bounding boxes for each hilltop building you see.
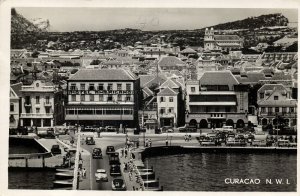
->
[204,28,243,52]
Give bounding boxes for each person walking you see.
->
[165,139,168,146]
[82,168,86,178]
[149,139,152,147]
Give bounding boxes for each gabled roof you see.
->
[69,69,138,81]
[199,71,239,85]
[158,56,185,67]
[181,48,197,54]
[157,87,178,96]
[214,35,241,41]
[258,84,287,93]
[160,78,180,89]
[143,74,167,88]
[139,75,156,87]
[142,87,154,98]
[11,82,22,97]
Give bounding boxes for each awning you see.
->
[145,119,158,124]
[189,102,236,106]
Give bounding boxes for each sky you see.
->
[15,8,298,32]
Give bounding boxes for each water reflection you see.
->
[145,153,296,191]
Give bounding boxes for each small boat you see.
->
[139,171,155,180]
[56,168,74,172]
[143,179,160,191]
[137,168,153,172]
[55,172,74,180]
[53,180,73,188]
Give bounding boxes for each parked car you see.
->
[92,148,103,159]
[112,179,126,190]
[278,139,297,147]
[161,126,174,132]
[110,164,121,176]
[252,140,267,147]
[83,126,95,132]
[85,137,95,145]
[106,126,117,132]
[51,144,62,155]
[109,152,120,165]
[95,169,108,182]
[222,126,234,132]
[226,139,247,147]
[106,146,115,155]
[200,140,216,146]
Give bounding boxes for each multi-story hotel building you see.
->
[20,80,64,128]
[65,69,140,128]
[186,71,249,129]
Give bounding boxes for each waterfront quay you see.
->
[75,131,296,191]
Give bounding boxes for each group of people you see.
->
[145,139,152,147]
[184,134,192,142]
[122,146,144,191]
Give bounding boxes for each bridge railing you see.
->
[72,130,81,190]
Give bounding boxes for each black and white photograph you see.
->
[0,0,299,194]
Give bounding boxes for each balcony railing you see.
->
[44,102,52,106]
[21,113,53,118]
[259,112,297,117]
[24,102,31,107]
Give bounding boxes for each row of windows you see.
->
[159,96,173,102]
[24,107,51,114]
[259,93,286,100]
[66,108,133,115]
[260,107,295,113]
[25,96,51,104]
[70,83,132,91]
[71,94,132,102]
[159,107,174,114]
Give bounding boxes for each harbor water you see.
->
[145,153,297,191]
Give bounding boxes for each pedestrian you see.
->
[78,169,82,181]
[166,139,168,146]
[184,135,187,142]
[189,135,192,141]
[79,159,83,169]
[149,139,152,147]
[121,148,123,157]
[82,168,86,178]
[129,172,132,181]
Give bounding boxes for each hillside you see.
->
[11,8,48,49]
[10,11,295,50]
[208,13,289,30]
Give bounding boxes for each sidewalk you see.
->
[78,148,91,190]
[118,148,145,191]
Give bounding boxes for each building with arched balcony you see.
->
[186,71,249,129]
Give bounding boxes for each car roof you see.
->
[97,169,106,173]
[113,179,124,183]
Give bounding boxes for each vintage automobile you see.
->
[95,169,108,182]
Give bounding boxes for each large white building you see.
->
[20,80,64,128]
[65,69,140,128]
[204,28,243,52]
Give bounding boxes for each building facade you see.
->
[157,87,179,127]
[10,83,22,129]
[186,71,249,129]
[257,84,297,127]
[65,69,140,128]
[20,80,64,128]
[204,28,243,52]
